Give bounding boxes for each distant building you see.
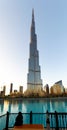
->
[44,84,49,94]
[55,80,63,86]
[55,80,64,93]
[19,86,23,93]
[14,90,17,93]
[50,80,64,95]
[65,88,67,94]
[0,86,6,96]
[50,84,62,94]
[3,86,6,95]
[1,91,4,96]
[10,83,13,94]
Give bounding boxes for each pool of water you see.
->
[0,98,67,116]
[0,98,67,130]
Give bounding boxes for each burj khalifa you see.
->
[27,9,43,90]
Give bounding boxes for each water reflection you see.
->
[0,99,67,116]
[18,100,22,112]
[0,100,4,113]
[8,102,11,113]
[50,100,66,112]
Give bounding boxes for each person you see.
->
[14,112,23,126]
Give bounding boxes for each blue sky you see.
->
[0,0,67,94]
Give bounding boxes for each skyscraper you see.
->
[27,9,43,90]
[10,83,13,94]
[19,86,23,93]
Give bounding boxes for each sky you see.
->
[0,0,67,94]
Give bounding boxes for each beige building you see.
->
[50,80,64,95]
[50,84,62,94]
[55,80,64,93]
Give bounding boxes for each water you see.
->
[0,98,67,130]
[0,98,67,115]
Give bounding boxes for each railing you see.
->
[0,114,6,130]
[1,111,67,130]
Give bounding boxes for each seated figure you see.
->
[14,112,23,126]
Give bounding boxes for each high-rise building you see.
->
[27,9,43,90]
[44,84,49,94]
[10,83,13,94]
[19,86,23,93]
[55,80,64,93]
[3,86,6,95]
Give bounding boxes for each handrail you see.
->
[0,113,6,117]
[0,111,67,130]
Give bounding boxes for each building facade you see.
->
[55,80,64,93]
[50,80,64,94]
[19,86,23,93]
[10,83,13,94]
[44,84,49,94]
[27,9,43,90]
[3,86,6,96]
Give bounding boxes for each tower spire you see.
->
[31,8,35,42]
[32,8,34,23]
